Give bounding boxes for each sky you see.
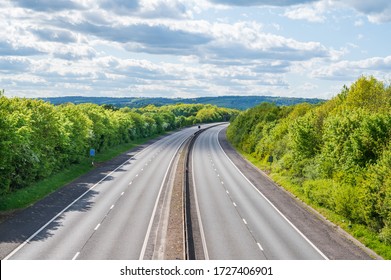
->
[1,0,390,99]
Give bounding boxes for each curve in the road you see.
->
[191,125,327,260]
[3,126,201,260]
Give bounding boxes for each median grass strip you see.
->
[0,134,166,213]
[238,150,391,260]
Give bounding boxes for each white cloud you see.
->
[300,82,318,91]
[284,2,328,22]
[31,28,79,43]
[312,55,391,80]
[0,57,31,73]
[208,0,318,7]
[281,0,382,24]
[99,0,140,14]
[198,21,332,64]
[1,0,390,99]
[337,0,391,23]
[138,0,193,19]
[0,40,44,56]
[367,11,391,23]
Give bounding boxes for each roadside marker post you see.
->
[267,155,273,167]
[90,148,95,166]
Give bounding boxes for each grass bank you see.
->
[238,150,390,260]
[0,134,165,213]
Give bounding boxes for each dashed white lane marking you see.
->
[243,218,248,225]
[226,190,229,194]
[121,192,125,196]
[233,202,237,207]
[136,174,139,177]
[4,129,196,260]
[141,168,143,171]
[257,242,264,251]
[110,205,115,210]
[129,181,132,185]
[72,252,80,260]
[215,130,329,260]
[4,145,145,260]
[94,223,101,231]
[221,181,224,185]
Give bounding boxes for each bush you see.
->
[303,179,334,208]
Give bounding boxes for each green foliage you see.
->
[302,179,334,208]
[380,226,391,245]
[0,98,237,197]
[227,76,391,257]
[40,95,324,110]
[290,111,322,160]
[227,103,281,154]
[343,76,390,113]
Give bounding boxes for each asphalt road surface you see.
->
[0,123,377,260]
[192,125,328,260]
[1,126,203,260]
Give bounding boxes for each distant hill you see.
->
[39,96,325,110]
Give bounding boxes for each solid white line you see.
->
[3,128,191,260]
[3,150,140,260]
[257,242,264,251]
[72,252,80,260]
[192,137,210,260]
[94,223,101,231]
[138,134,189,260]
[215,126,329,260]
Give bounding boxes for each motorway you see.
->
[0,123,375,260]
[2,126,202,260]
[192,125,327,260]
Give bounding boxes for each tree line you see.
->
[41,95,324,110]
[227,76,391,246]
[0,98,238,195]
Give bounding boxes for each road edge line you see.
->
[3,140,158,260]
[138,135,189,260]
[191,133,210,260]
[216,126,329,260]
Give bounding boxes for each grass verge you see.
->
[238,150,391,259]
[0,134,165,213]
